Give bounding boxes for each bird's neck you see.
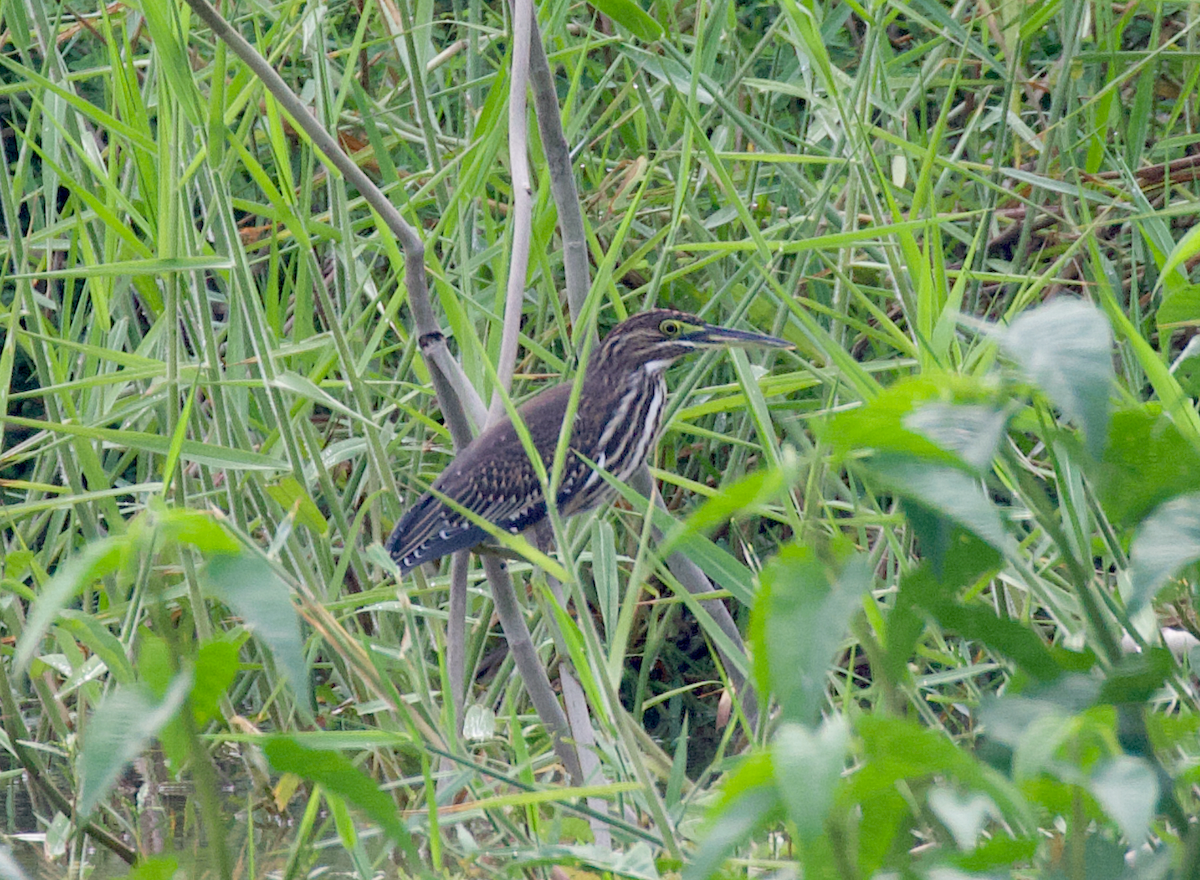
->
[583,351,668,397]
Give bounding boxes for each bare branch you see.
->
[180,0,478,447]
[447,551,470,727]
[528,12,591,327]
[185,0,583,780]
[488,0,536,425]
[481,555,584,783]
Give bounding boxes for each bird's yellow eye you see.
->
[660,319,682,337]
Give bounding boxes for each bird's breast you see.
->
[583,374,668,487]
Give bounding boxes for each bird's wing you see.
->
[384,492,489,575]
[387,384,574,574]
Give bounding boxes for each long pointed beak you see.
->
[690,324,794,350]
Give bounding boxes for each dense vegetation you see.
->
[2,0,1200,877]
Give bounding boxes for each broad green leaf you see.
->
[1128,493,1200,614]
[592,520,619,640]
[630,53,714,104]
[270,371,369,426]
[954,837,1040,872]
[903,403,1010,473]
[884,568,937,686]
[56,611,134,685]
[263,737,420,864]
[773,717,848,842]
[1159,285,1200,331]
[589,0,663,41]
[136,632,192,772]
[266,476,329,534]
[900,505,964,597]
[823,375,996,468]
[45,812,69,860]
[202,554,310,709]
[928,787,998,850]
[1099,648,1173,705]
[78,676,192,817]
[682,785,779,880]
[16,538,129,676]
[137,632,175,697]
[978,677,1103,753]
[1079,835,1144,878]
[847,715,1033,838]
[850,715,974,790]
[985,699,1109,784]
[1160,223,1200,288]
[857,787,909,875]
[192,639,241,724]
[931,603,1068,682]
[1089,756,1158,844]
[125,856,179,880]
[860,456,1014,556]
[152,506,241,554]
[1001,300,1114,460]
[750,545,872,725]
[1097,407,1200,526]
[712,749,775,805]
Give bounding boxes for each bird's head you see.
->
[594,309,793,374]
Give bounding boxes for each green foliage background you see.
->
[2,0,1200,877]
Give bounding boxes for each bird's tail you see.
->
[385,495,488,576]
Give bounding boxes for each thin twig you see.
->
[560,669,613,847]
[527,11,591,326]
[481,556,584,783]
[447,551,469,726]
[183,0,584,785]
[180,0,477,449]
[488,0,536,424]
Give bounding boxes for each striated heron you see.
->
[386,309,792,575]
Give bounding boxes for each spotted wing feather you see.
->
[387,384,577,574]
[384,493,488,574]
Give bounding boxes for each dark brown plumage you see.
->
[386,309,791,575]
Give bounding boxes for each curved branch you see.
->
[186,0,583,784]
[180,0,477,448]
